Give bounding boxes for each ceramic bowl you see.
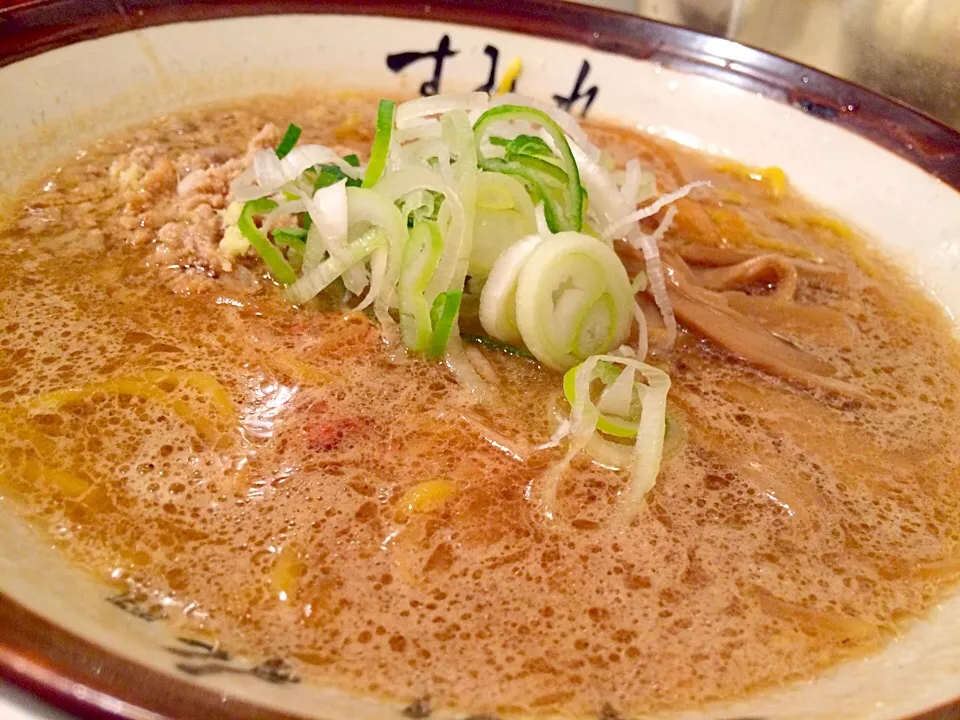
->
[1,2,959,719]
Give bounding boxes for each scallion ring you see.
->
[469,172,537,279]
[479,234,542,347]
[275,123,302,160]
[272,227,308,253]
[427,291,463,358]
[238,198,298,286]
[399,222,444,351]
[513,232,633,371]
[563,362,643,438]
[362,99,396,188]
[473,104,583,232]
[561,355,671,510]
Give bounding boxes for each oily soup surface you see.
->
[2,92,960,716]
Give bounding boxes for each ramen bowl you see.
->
[1,2,959,719]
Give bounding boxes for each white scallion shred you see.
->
[621,159,642,205]
[566,141,689,350]
[281,145,364,180]
[305,180,368,294]
[539,358,600,518]
[632,303,649,361]
[286,227,385,305]
[344,187,407,318]
[602,181,710,241]
[444,335,494,405]
[252,149,285,192]
[262,200,307,233]
[535,417,571,451]
[597,365,636,417]
[229,144,362,202]
[651,204,678,243]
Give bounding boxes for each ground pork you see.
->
[109,123,283,293]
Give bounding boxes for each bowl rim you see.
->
[1,1,959,719]
[1,0,958,188]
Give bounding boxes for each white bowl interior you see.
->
[2,13,960,720]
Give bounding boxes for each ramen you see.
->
[1,90,959,717]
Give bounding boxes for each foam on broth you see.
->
[1,92,960,717]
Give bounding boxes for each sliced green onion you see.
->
[427,291,463,358]
[474,104,583,232]
[563,362,641,438]
[367,164,467,307]
[470,172,537,279]
[238,198,297,286]
[505,134,554,159]
[487,135,554,159]
[462,334,535,361]
[362,99,396,188]
[302,180,352,287]
[272,228,307,253]
[430,110,478,310]
[275,123,302,159]
[272,226,307,240]
[398,222,444,351]
[243,99,663,377]
[511,232,633,371]
[313,164,362,191]
[480,157,569,236]
[478,234,541,346]
[511,154,568,187]
[476,179,515,210]
[548,355,670,516]
[286,227,386,304]
[344,186,409,318]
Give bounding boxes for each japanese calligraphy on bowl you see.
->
[386,34,598,116]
